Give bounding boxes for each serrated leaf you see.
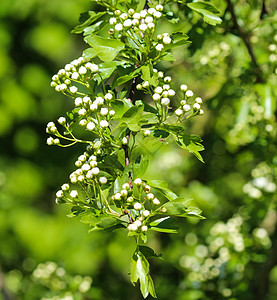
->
[120,102,144,131]
[111,98,133,119]
[84,35,125,62]
[138,245,162,259]
[133,155,149,178]
[72,11,106,34]
[141,65,158,86]
[147,180,178,201]
[187,1,222,26]
[150,217,178,233]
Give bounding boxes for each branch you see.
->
[226,0,264,83]
[260,0,268,20]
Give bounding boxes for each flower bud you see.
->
[61,184,69,191]
[156,44,164,51]
[127,196,134,203]
[141,225,148,232]
[147,193,154,200]
[185,90,194,97]
[180,84,188,91]
[87,122,95,131]
[122,183,130,190]
[142,210,150,217]
[183,104,191,112]
[128,224,138,231]
[134,220,142,227]
[134,178,142,185]
[100,120,109,128]
[58,117,66,125]
[91,167,100,175]
[122,137,128,145]
[70,190,78,198]
[143,129,151,136]
[175,108,183,116]
[114,193,121,200]
[134,202,142,210]
[193,103,201,110]
[56,190,63,198]
[99,177,107,184]
[153,198,160,205]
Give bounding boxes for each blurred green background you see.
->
[1,0,277,299]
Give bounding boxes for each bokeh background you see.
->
[1,0,277,299]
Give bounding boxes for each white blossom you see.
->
[100,120,109,128]
[153,198,160,205]
[75,97,83,106]
[180,84,188,91]
[134,178,142,185]
[70,190,78,198]
[141,225,148,232]
[139,23,148,31]
[185,90,194,97]
[156,43,164,51]
[128,223,138,231]
[115,23,123,31]
[78,66,87,74]
[183,104,191,111]
[175,108,183,116]
[134,202,142,210]
[161,98,170,106]
[100,107,109,116]
[91,167,100,175]
[109,17,117,25]
[99,177,107,184]
[70,86,78,93]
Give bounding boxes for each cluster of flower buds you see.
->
[68,152,107,185]
[55,183,79,204]
[110,178,163,233]
[108,5,163,37]
[174,84,204,117]
[155,32,172,51]
[46,122,60,145]
[50,56,99,95]
[74,92,115,132]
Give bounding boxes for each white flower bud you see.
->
[75,160,82,167]
[122,183,130,190]
[163,36,171,44]
[175,108,183,116]
[134,220,142,227]
[132,19,139,26]
[78,108,86,116]
[60,83,67,91]
[58,117,66,125]
[142,81,149,88]
[133,12,141,19]
[162,90,169,97]
[140,10,147,18]
[123,19,132,27]
[127,196,134,203]
[75,97,83,106]
[83,96,90,104]
[156,5,163,11]
[109,110,115,117]
[185,90,194,97]
[81,163,91,171]
[52,74,59,81]
[114,193,121,200]
[134,202,142,210]
[90,64,98,72]
[148,8,156,15]
[136,84,142,90]
[50,81,57,87]
[121,137,128,145]
[91,167,100,175]
[78,175,85,182]
[180,84,188,91]
[58,69,65,76]
[142,210,150,217]
[193,103,201,110]
[199,109,204,115]
[128,8,135,15]
[70,86,78,93]
[195,97,203,104]
[90,103,98,111]
[163,84,170,90]
[147,193,154,200]
[180,100,186,105]
[141,225,148,232]
[95,97,104,105]
[114,10,121,16]
[153,93,161,101]
[89,160,97,167]
[99,177,107,184]
[154,86,163,94]
[86,170,93,179]
[79,119,87,126]
[183,104,191,111]
[78,66,87,75]
[156,43,164,51]
[143,129,151,136]
[121,189,128,197]
[61,184,69,191]
[154,11,162,18]
[139,23,148,31]
[53,138,60,145]
[70,190,78,198]
[120,13,128,20]
[100,120,109,128]
[56,190,63,198]
[134,178,142,185]
[158,71,164,78]
[104,93,113,100]
[147,22,155,29]
[168,89,175,96]
[128,223,138,231]
[78,154,86,162]
[164,76,171,83]
[115,23,123,31]
[153,198,160,205]
[145,16,153,24]
[109,17,117,25]
[100,107,109,116]
[64,79,71,85]
[161,98,170,106]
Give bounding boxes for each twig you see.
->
[226,0,264,83]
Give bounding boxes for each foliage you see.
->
[1,0,277,299]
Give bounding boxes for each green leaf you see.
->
[133,155,149,178]
[141,65,158,86]
[112,68,141,89]
[150,217,178,233]
[187,1,222,26]
[120,102,144,131]
[83,48,98,60]
[138,245,161,259]
[72,11,106,34]
[111,98,133,119]
[83,21,104,36]
[84,35,125,62]
[153,129,170,138]
[140,113,159,125]
[147,180,178,201]
[161,52,176,61]
[174,133,205,163]
[98,61,120,79]
[165,32,190,50]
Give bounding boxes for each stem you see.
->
[225,0,264,83]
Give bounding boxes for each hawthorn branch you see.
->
[226,0,264,83]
